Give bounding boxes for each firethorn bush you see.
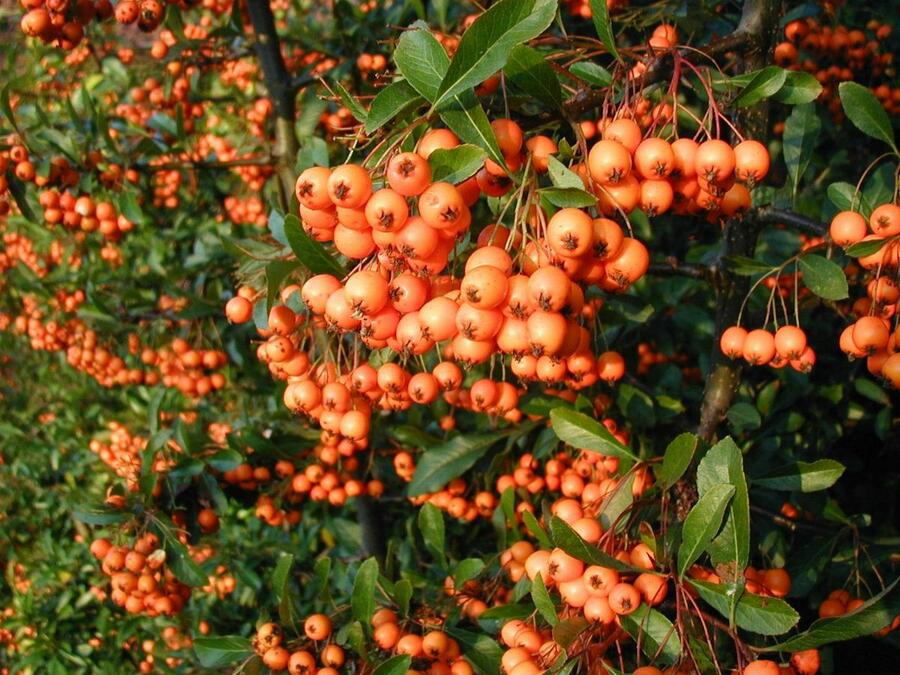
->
[1,0,899,673]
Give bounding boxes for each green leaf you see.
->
[265,260,301,314]
[753,460,846,492]
[201,473,228,514]
[762,579,900,652]
[477,603,534,624]
[313,557,332,602]
[38,129,80,162]
[733,66,788,107]
[140,430,170,497]
[148,112,178,137]
[1,85,21,135]
[284,214,345,277]
[147,387,166,436]
[546,156,585,189]
[387,425,442,448]
[268,210,288,246]
[549,408,638,462]
[618,604,682,665]
[539,187,597,208]
[838,81,897,152]
[551,658,580,675]
[394,578,412,616]
[498,486,516,534]
[445,627,503,675]
[854,377,890,405]
[333,81,368,123]
[785,534,837,598]
[569,61,612,87]
[798,253,849,301]
[617,383,656,427]
[351,557,379,625]
[783,103,821,197]
[504,44,562,110]
[394,27,449,102]
[677,484,735,578]
[339,621,366,658]
[599,472,635,532]
[394,28,505,165]
[394,29,506,164]
[408,431,510,496]
[296,137,329,170]
[454,558,486,586]
[71,502,128,526]
[530,573,559,625]
[372,655,412,675]
[552,617,589,649]
[522,510,552,549]
[519,393,574,417]
[696,437,750,569]
[827,181,873,216]
[773,71,823,104]
[689,580,801,636]
[6,173,38,223]
[432,0,449,29]
[439,92,505,166]
[657,432,698,488]
[193,636,253,668]
[206,447,243,472]
[862,162,895,209]
[365,80,424,134]
[418,503,448,567]
[433,0,557,108]
[548,516,632,571]
[272,553,297,626]
[727,402,762,432]
[149,516,208,587]
[846,236,888,258]
[429,144,487,184]
[167,458,204,494]
[588,0,621,61]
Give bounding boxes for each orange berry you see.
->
[303,613,332,640]
[588,140,632,185]
[327,164,372,209]
[607,582,641,615]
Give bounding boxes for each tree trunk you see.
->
[696,0,783,444]
[246,0,299,211]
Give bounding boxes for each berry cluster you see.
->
[19,0,113,49]
[223,124,656,444]
[0,231,77,279]
[38,190,135,241]
[398,428,631,524]
[89,421,152,492]
[720,325,815,372]
[88,534,192,617]
[776,18,898,116]
[584,120,770,219]
[251,616,355,674]
[2,291,228,395]
[830,203,900,386]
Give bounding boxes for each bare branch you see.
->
[246,0,299,211]
[649,259,709,280]
[753,207,828,236]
